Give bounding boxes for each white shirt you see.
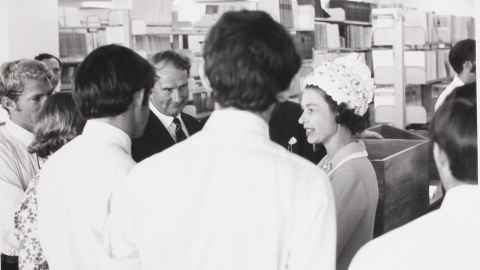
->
[37,120,136,270]
[149,102,189,141]
[434,76,464,111]
[0,119,39,254]
[349,185,480,270]
[105,108,337,270]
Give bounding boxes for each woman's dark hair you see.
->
[29,92,86,158]
[430,83,477,183]
[203,10,301,112]
[308,86,369,134]
[74,44,155,119]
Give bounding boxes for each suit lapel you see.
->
[147,111,175,146]
[181,113,200,135]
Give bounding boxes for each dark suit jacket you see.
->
[269,101,326,164]
[132,110,202,162]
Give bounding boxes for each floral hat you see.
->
[302,54,374,116]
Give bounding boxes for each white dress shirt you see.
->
[105,108,337,270]
[149,102,189,141]
[37,120,136,270]
[434,76,464,111]
[349,185,480,270]
[0,119,39,254]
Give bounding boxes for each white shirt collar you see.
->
[203,108,269,140]
[441,184,479,211]
[452,75,464,85]
[149,102,183,128]
[5,118,34,146]
[81,119,132,155]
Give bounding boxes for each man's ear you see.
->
[0,96,16,113]
[463,60,474,73]
[133,88,148,108]
[198,62,212,92]
[433,142,449,171]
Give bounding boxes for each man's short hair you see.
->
[73,44,155,119]
[430,82,477,183]
[151,50,191,75]
[203,10,301,112]
[0,59,52,103]
[448,39,475,74]
[34,53,63,67]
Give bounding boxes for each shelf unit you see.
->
[314,18,372,26]
[371,8,475,127]
[313,16,373,51]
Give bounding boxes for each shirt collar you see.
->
[149,102,182,128]
[81,119,132,155]
[5,118,34,146]
[203,108,269,140]
[441,184,479,211]
[321,140,367,169]
[452,75,465,86]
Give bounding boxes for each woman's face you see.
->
[298,88,337,144]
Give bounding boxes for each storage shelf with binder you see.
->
[314,18,371,26]
[370,8,474,128]
[324,47,370,52]
[313,17,372,53]
[59,57,83,92]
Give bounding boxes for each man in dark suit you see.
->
[269,100,326,164]
[132,51,202,161]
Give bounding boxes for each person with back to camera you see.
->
[14,92,85,270]
[105,10,336,270]
[36,44,155,270]
[349,82,478,270]
[298,54,378,270]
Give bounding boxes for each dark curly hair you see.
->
[307,85,369,134]
[29,92,85,158]
[74,44,155,119]
[203,10,301,112]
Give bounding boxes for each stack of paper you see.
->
[434,15,453,44]
[314,22,340,49]
[372,49,394,84]
[404,50,437,84]
[436,48,450,79]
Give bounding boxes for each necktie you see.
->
[173,117,187,143]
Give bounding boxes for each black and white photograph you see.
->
[0,0,478,269]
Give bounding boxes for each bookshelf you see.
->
[314,18,372,26]
[371,8,475,127]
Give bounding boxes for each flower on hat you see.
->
[302,54,374,116]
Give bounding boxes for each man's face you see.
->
[150,63,189,116]
[10,79,53,132]
[41,58,61,86]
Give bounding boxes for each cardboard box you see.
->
[364,125,429,236]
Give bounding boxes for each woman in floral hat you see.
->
[298,54,378,270]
